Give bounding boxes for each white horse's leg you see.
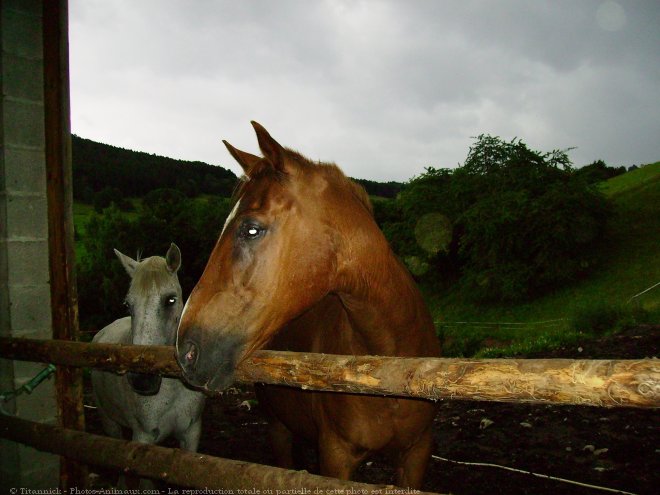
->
[95,411,124,487]
[126,428,159,490]
[98,410,123,439]
[177,417,202,452]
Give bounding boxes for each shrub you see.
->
[390,135,611,302]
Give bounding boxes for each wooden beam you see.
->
[238,350,659,409]
[43,0,87,489]
[0,337,181,375]
[0,415,443,495]
[1,337,658,408]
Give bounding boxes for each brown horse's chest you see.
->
[258,382,433,453]
[259,296,434,452]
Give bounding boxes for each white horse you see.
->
[91,243,205,451]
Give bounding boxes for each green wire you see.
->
[0,364,57,415]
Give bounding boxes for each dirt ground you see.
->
[86,325,658,495]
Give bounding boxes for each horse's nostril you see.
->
[179,339,200,370]
[185,344,197,363]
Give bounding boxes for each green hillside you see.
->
[72,135,402,202]
[72,135,238,202]
[425,162,660,355]
[599,161,660,197]
[596,162,659,309]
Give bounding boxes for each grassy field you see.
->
[599,161,660,196]
[72,202,94,236]
[425,161,660,356]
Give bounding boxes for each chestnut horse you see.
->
[176,122,441,488]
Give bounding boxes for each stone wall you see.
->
[0,0,59,488]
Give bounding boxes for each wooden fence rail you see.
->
[1,337,658,408]
[0,414,442,494]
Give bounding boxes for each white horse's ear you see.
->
[166,243,182,273]
[114,249,138,277]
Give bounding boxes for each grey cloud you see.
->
[69,0,659,181]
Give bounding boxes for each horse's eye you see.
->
[164,296,177,307]
[239,222,265,240]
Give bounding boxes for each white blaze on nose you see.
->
[176,297,191,350]
[180,297,191,323]
[221,199,241,236]
[176,199,241,353]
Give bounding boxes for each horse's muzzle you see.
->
[176,327,243,392]
[127,373,162,396]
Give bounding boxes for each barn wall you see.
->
[0,0,59,488]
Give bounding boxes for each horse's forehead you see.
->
[239,174,294,212]
[129,258,179,298]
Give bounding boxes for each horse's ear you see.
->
[114,249,137,278]
[251,121,285,172]
[223,140,261,176]
[165,243,181,273]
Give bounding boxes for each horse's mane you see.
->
[316,160,374,216]
[129,256,174,297]
[231,148,373,216]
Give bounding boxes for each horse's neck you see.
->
[338,249,439,358]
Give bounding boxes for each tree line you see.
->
[72,135,238,205]
[72,135,403,210]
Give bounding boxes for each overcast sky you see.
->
[69,0,659,182]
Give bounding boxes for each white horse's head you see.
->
[115,243,183,395]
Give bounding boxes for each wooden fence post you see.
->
[43,0,87,489]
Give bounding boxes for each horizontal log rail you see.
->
[0,414,441,494]
[0,337,658,408]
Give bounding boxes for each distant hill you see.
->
[72,135,403,201]
[72,135,237,202]
[353,178,403,198]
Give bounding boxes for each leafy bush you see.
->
[456,136,610,301]
[385,135,611,302]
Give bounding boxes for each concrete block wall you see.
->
[0,0,59,489]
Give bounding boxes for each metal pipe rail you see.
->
[1,337,658,408]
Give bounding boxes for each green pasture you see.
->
[599,161,659,196]
[426,162,660,356]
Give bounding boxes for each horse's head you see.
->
[176,122,375,390]
[116,243,183,395]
